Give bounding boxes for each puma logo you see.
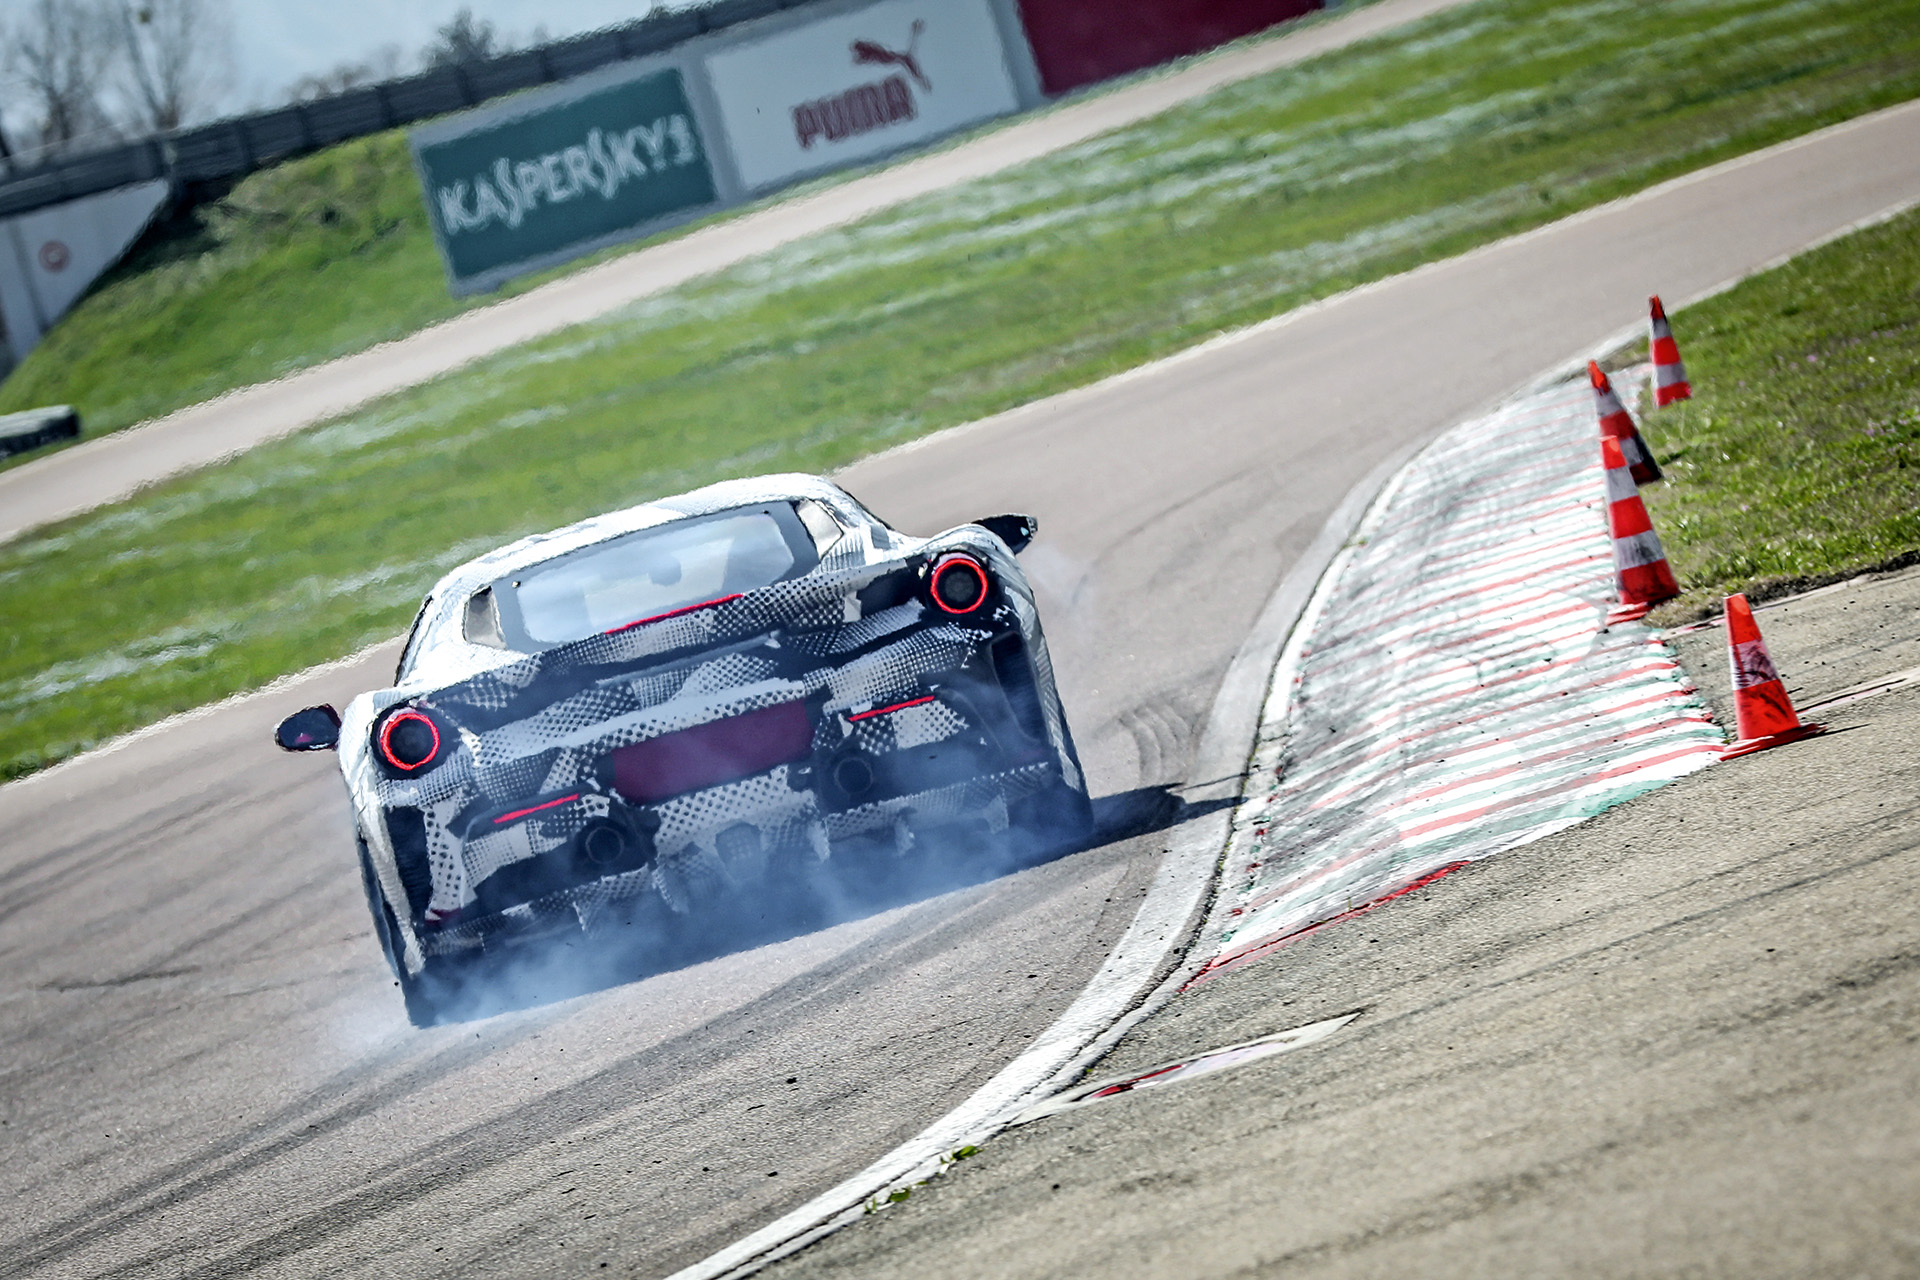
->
[851,19,930,92]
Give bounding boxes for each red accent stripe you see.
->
[603,594,744,635]
[493,793,581,825]
[1652,336,1682,364]
[1088,1062,1188,1098]
[1191,862,1472,985]
[848,694,938,722]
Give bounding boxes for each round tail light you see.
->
[929,554,990,615]
[378,709,442,772]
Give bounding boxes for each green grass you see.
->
[5,0,1920,779]
[0,132,453,441]
[0,126,771,450]
[1639,206,1920,624]
[0,0,1367,447]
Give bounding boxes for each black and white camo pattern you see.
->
[333,475,1083,976]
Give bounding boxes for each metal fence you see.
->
[0,0,821,220]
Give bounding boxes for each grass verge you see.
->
[1639,206,1920,624]
[0,132,451,444]
[0,0,1377,450]
[5,0,1920,779]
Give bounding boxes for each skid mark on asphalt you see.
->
[1197,372,1725,981]
[2,848,1136,1279]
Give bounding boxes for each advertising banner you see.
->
[704,0,1022,192]
[412,67,720,293]
[0,178,170,364]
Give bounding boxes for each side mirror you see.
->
[974,513,1038,555]
[275,704,342,752]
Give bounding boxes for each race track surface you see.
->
[3,101,1918,1280]
[0,0,1475,547]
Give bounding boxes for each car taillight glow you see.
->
[929,555,990,615]
[379,709,441,772]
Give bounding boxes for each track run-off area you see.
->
[4,92,1920,1280]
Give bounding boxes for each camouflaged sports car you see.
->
[276,475,1091,1024]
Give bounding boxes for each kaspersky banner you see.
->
[411,65,722,294]
[704,0,1023,193]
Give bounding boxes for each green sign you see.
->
[415,69,718,290]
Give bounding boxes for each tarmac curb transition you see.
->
[681,324,1920,1277]
[667,364,1728,1279]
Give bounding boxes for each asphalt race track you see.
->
[4,102,1919,1280]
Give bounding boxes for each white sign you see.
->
[704,0,1021,191]
[0,178,170,361]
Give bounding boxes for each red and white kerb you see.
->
[1601,434,1679,624]
[1588,361,1662,485]
[1649,295,1692,407]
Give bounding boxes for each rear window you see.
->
[499,507,809,649]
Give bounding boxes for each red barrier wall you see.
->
[1016,0,1323,95]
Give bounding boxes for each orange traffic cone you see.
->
[1649,295,1692,406]
[1602,434,1679,624]
[1589,361,1662,485]
[1721,593,1825,758]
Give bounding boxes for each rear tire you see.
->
[1006,775,1095,865]
[397,950,472,1028]
[358,836,472,1027]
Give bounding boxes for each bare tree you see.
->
[420,8,505,69]
[285,45,406,104]
[112,0,234,133]
[3,0,117,154]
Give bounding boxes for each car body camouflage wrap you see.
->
[335,474,1085,981]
